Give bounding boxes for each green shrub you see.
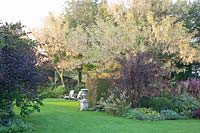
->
[139,94,200,118]
[42,85,67,98]
[86,78,112,107]
[53,85,66,97]
[0,126,8,133]
[0,109,15,126]
[0,118,32,133]
[74,83,85,93]
[123,108,162,121]
[41,89,56,98]
[172,94,200,116]
[96,79,112,101]
[0,110,10,120]
[160,110,183,120]
[139,96,173,111]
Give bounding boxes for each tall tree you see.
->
[33,13,70,86]
[185,1,200,42]
[64,0,98,29]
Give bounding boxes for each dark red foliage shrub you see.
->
[188,78,200,97]
[0,22,49,118]
[177,78,200,98]
[193,109,200,119]
[115,52,169,108]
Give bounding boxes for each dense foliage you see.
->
[172,94,200,116]
[176,78,200,98]
[0,22,47,122]
[160,110,182,120]
[42,85,67,98]
[123,108,162,121]
[139,94,200,118]
[139,96,173,111]
[184,1,200,41]
[115,52,168,108]
[193,109,200,119]
[0,118,32,133]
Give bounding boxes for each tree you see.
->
[64,0,98,29]
[0,22,47,119]
[162,0,200,80]
[184,1,200,41]
[33,13,70,86]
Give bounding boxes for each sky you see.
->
[0,0,66,29]
[0,0,124,29]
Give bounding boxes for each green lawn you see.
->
[22,99,200,133]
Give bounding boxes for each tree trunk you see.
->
[77,65,83,85]
[55,67,65,86]
[54,71,57,89]
[60,73,65,86]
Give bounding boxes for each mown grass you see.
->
[21,99,200,133]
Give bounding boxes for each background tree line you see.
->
[33,0,200,98]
